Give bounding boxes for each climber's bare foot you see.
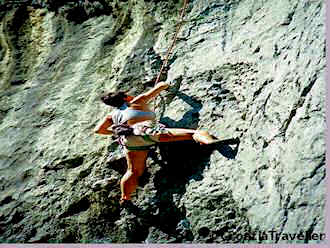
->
[193,130,220,145]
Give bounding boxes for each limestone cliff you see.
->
[0,0,326,243]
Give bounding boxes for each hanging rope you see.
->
[154,0,189,85]
[153,0,189,111]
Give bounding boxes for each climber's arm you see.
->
[94,115,114,135]
[130,82,170,104]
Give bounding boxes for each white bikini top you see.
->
[111,104,156,125]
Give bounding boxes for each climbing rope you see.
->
[154,0,189,85]
[153,0,189,111]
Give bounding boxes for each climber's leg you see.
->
[120,150,149,203]
[151,128,219,144]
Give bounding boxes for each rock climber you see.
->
[94,82,220,204]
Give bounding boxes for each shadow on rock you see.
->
[160,90,202,129]
[120,137,240,243]
[212,138,240,160]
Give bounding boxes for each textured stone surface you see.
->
[0,0,326,244]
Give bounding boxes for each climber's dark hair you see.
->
[101,91,127,108]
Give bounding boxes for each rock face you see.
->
[0,0,326,244]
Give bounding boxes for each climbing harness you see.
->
[111,124,134,136]
[111,121,166,152]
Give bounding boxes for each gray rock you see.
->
[0,0,325,244]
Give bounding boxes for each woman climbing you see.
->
[94,82,220,204]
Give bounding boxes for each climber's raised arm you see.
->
[130,82,169,104]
